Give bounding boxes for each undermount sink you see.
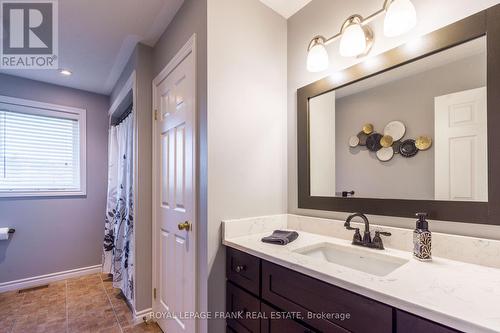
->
[293,242,409,277]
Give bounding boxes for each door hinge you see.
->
[154,109,158,121]
[153,288,157,299]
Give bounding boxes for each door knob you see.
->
[178,221,191,231]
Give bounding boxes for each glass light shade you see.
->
[339,23,367,57]
[384,0,417,37]
[307,41,329,72]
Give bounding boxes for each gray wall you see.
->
[288,0,500,239]
[110,45,139,106]
[0,73,109,283]
[207,0,287,332]
[106,0,207,316]
[133,44,154,313]
[334,53,486,200]
[152,0,208,327]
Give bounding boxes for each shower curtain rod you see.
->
[112,103,133,126]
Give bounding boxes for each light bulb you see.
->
[384,0,417,37]
[339,22,367,57]
[307,38,329,72]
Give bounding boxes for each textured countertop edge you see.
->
[222,239,497,333]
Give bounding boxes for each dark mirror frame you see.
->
[297,5,500,225]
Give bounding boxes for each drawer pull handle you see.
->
[235,264,246,273]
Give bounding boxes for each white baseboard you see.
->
[134,307,153,323]
[0,264,102,293]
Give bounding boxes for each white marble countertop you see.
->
[223,227,500,333]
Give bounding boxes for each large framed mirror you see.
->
[297,6,500,224]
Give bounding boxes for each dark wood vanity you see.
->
[226,247,461,333]
[224,5,500,333]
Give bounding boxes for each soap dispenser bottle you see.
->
[413,212,432,261]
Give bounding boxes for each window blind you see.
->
[0,109,81,192]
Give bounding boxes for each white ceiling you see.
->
[259,0,312,19]
[0,0,184,95]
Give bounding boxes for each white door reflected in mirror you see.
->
[434,87,488,201]
[309,92,336,197]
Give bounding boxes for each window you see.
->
[0,96,86,197]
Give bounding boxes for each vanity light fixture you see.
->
[339,15,373,58]
[307,36,329,72]
[306,0,417,72]
[384,0,417,37]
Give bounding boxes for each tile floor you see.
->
[0,273,162,333]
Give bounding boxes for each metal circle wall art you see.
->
[362,123,374,134]
[357,131,368,146]
[392,140,401,154]
[348,121,431,162]
[366,133,383,152]
[377,147,394,161]
[415,136,432,150]
[380,135,394,148]
[349,135,360,147]
[383,121,406,141]
[399,139,419,157]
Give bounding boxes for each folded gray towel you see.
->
[261,230,299,245]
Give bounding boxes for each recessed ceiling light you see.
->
[59,69,72,76]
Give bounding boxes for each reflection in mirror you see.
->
[309,36,487,201]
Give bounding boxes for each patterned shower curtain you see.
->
[102,112,134,302]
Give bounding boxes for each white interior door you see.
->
[153,39,196,333]
[434,87,487,201]
[309,91,336,197]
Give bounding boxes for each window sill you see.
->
[0,190,87,198]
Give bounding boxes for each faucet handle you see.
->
[372,231,391,250]
[352,228,362,244]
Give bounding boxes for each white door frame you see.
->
[152,34,197,328]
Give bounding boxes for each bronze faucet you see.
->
[344,213,391,250]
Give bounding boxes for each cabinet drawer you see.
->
[261,303,319,333]
[262,261,392,333]
[227,247,261,295]
[396,310,462,333]
[227,282,261,333]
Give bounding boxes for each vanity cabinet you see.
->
[226,247,463,333]
[226,281,261,332]
[262,260,390,333]
[261,303,318,333]
[227,246,261,296]
[396,310,460,333]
